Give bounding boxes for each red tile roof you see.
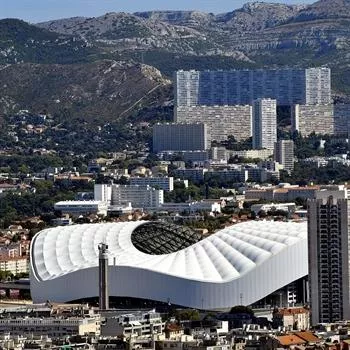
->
[277,335,306,346]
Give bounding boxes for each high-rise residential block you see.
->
[334,104,350,137]
[305,67,331,105]
[152,123,209,152]
[292,104,334,136]
[274,140,295,174]
[252,98,277,150]
[175,68,331,108]
[308,190,350,325]
[175,105,252,142]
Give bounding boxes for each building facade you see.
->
[175,105,252,142]
[272,307,310,331]
[307,190,350,325]
[0,257,28,275]
[172,168,207,183]
[95,184,164,209]
[0,316,100,337]
[130,177,174,191]
[334,104,350,136]
[227,149,273,160]
[175,68,331,107]
[101,310,164,337]
[274,140,295,174]
[54,200,108,217]
[292,104,334,136]
[252,99,277,150]
[153,123,209,152]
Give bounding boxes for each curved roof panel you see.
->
[30,220,308,309]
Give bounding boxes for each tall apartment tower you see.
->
[274,140,294,173]
[174,68,331,107]
[305,67,331,105]
[252,98,277,150]
[308,190,350,325]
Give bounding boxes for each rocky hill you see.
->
[35,1,350,88]
[292,0,350,22]
[0,60,171,119]
[2,0,350,121]
[0,19,96,64]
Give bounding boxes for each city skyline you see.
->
[2,0,314,23]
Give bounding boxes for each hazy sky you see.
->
[2,0,314,23]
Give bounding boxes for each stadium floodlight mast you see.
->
[98,242,109,310]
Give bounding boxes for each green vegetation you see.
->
[229,305,255,316]
[293,132,324,159]
[282,162,350,186]
[103,18,152,39]
[0,155,64,173]
[0,19,97,64]
[183,215,230,234]
[0,180,93,228]
[171,309,201,321]
[0,271,29,282]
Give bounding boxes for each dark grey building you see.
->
[307,190,350,325]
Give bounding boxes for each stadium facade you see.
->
[30,221,308,310]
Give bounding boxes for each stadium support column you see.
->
[98,243,109,310]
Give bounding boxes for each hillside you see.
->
[0,19,96,64]
[1,0,350,121]
[0,60,171,120]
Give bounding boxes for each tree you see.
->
[173,309,200,321]
[257,210,267,218]
[229,305,254,317]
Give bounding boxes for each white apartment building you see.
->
[95,184,163,209]
[130,176,174,191]
[308,190,350,325]
[175,105,252,142]
[252,98,277,150]
[0,257,28,275]
[0,316,100,337]
[153,123,209,152]
[101,310,164,338]
[292,104,334,136]
[227,149,273,160]
[305,67,331,105]
[94,183,113,204]
[274,140,295,174]
[54,200,108,217]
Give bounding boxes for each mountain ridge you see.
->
[2,0,350,122]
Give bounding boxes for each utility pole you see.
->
[98,243,109,310]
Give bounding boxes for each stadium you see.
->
[30,220,308,310]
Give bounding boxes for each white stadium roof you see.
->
[30,220,308,310]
